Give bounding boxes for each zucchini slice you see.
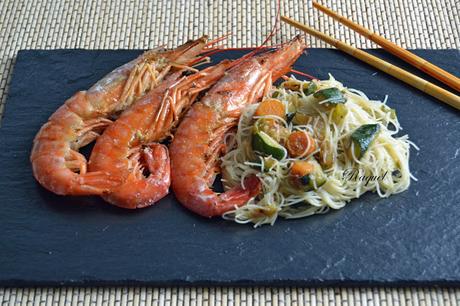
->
[313,87,347,104]
[349,124,380,159]
[331,103,348,124]
[252,131,286,160]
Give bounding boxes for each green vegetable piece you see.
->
[252,131,286,160]
[350,124,380,159]
[390,108,397,120]
[263,157,277,171]
[380,105,397,120]
[302,82,317,96]
[313,173,326,189]
[331,103,348,124]
[272,91,280,98]
[313,87,347,104]
[305,159,326,190]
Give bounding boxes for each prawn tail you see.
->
[220,175,261,204]
[184,175,262,218]
[32,166,121,196]
[74,171,122,195]
[102,143,171,209]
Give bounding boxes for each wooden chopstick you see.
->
[280,16,460,110]
[312,1,460,93]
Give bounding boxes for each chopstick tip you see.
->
[312,1,321,7]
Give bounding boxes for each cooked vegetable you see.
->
[263,157,277,171]
[349,124,380,159]
[253,118,289,143]
[380,105,397,120]
[254,99,286,119]
[313,87,346,104]
[221,75,415,227]
[289,159,326,191]
[286,130,316,158]
[292,112,312,125]
[390,108,397,120]
[252,131,286,160]
[302,82,317,95]
[282,79,301,91]
[331,103,348,124]
[290,160,315,177]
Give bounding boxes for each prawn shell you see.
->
[170,37,306,217]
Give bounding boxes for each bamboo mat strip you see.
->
[1,287,460,305]
[0,0,460,305]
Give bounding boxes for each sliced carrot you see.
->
[286,131,316,158]
[254,99,286,119]
[290,160,315,177]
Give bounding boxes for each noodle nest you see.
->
[221,75,417,227]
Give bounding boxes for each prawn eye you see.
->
[182,70,195,77]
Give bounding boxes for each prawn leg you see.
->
[76,171,122,194]
[74,118,113,148]
[65,150,87,174]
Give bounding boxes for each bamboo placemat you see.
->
[0,0,459,305]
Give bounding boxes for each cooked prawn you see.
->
[31,37,210,196]
[169,37,306,217]
[88,60,233,209]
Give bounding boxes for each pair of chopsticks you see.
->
[280,1,460,110]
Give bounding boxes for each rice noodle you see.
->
[221,75,416,227]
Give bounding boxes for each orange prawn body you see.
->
[169,37,306,217]
[88,60,233,209]
[30,37,208,196]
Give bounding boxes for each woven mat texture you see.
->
[0,0,459,305]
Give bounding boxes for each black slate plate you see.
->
[0,49,459,287]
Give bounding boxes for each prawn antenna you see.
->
[226,0,283,68]
[190,32,232,66]
[193,0,289,70]
[203,32,232,50]
[290,69,317,80]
